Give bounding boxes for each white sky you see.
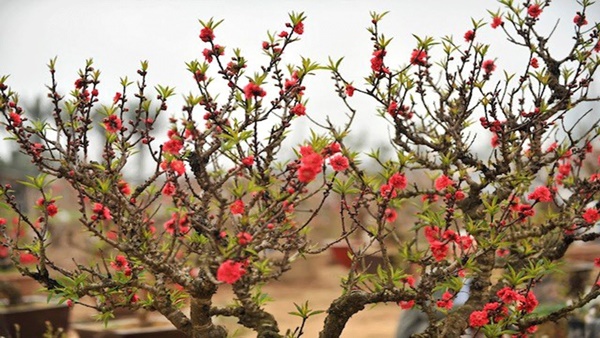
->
[0,0,597,166]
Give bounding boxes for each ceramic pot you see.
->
[72,317,187,338]
[0,295,70,338]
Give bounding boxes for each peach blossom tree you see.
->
[2,0,600,337]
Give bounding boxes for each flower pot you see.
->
[72,317,187,338]
[0,295,70,338]
[329,242,357,268]
[0,271,42,296]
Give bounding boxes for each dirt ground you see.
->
[66,253,402,338]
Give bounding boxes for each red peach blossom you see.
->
[199,27,215,42]
[527,186,552,202]
[244,82,267,100]
[293,21,304,35]
[410,49,427,66]
[482,59,496,74]
[103,115,122,133]
[345,84,355,97]
[469,310,489,327]
[530,58,539,68]
[329,154,349,172]
[491,16,503,28]
[583,208,600,224]
[237,232,253,246]
[527,4,542,18]
[230,199,245,215]
[217,260,246,284]
[464,30,475,42]
[435,175,454,191]
[291,103,306,116]
[384,208,397,223]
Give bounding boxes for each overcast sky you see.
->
[0,0,597,163]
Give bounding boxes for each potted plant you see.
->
[2,1,600,337]
[0,280,70,338]
[72,310,186,338]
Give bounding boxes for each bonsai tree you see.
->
[2,0,600,337]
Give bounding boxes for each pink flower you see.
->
[118,180,131,196]
[162,181,176,196]
[482,59,496,74]
[527,186,552,202]
[19,253,38,265]
[436,291,454,309]
[345,84,355,97]
[243,82,267,100]
[46,202,58,217]
[435,175,454,191]
[410,49,427,66]
[103,115,122,133]
[241,155,255,167]
[297,165,319,183]
[402,276,416,288]
[457,235,474,251]
[379,184,397,199]
[293,21,304,35]
[230,199,245,215]
[497,287,522,304]
[530,58,539,68]
[217,260,246,284]
[389,173,407,190]
[163,138,183,155]
[491,16,503,29]
[527,4,542,18]
[518,291,538,313]
[110,255,129,271]
[301,153,324,168]
[430,240,449,261]
[199,27,214,42]
[291,103,306,116]
[469,310,489,327]
[329,154,349,172]
[574,14,588,26]
[464,30,475,42]
[384,208,397,223]
[91,203,112,221]
[583,208,600,224]
[169,160,186,176]
[370,49,386,72]
[237,232,253,246]
[398,300,415,309]
[113,92,122,104]
[9,112,22,126]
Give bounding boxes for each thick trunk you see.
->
[189,297,227,338]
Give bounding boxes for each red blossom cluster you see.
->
[230,199,245,215]
[91,203,112,221]
[243,82,267,100]
[424,226,474,262]
[527,186,552,203]
[36,197,58,217]
[297,145,323,183]
[164,212,191,235]
[216,259,246,284]
[410,49,427,66]
[370,48,387,73]
[103,114,122,133]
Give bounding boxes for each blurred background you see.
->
[1,1,600,337]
